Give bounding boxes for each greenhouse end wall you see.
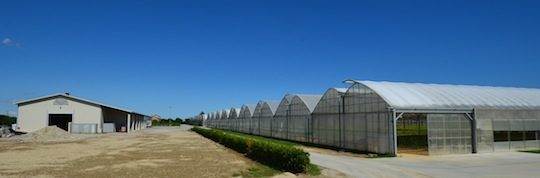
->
[475,109,540,153]
[343,83,394,154]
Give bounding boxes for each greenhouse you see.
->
[272,95,296,140]
[250,101,265,135]
[342,80,540,155]
[221,109,231,130]
[205,112,212,128]
[214,111,222,129]
[252,101,280,137]
[312,88,347,147]
[288,95,322,142]
[199,80,540,156]
[229,107,241,131]
[239,104,256,133]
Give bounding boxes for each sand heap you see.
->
[18,126,78,143]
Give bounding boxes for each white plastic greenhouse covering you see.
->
[196,80,540,155]
[252,101,280,136]
[312,88,347,147]
[354,80,540,110]
[250,101,265,135]
[239,104,256,133]
[272,94,296,139]
[288,95,322,142]
[221,109,231,129]
[229,107,241,131]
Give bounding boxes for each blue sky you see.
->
[1,0,539,118]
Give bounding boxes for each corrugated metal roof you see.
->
[352,80,540,110]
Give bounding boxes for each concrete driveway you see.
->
[310,151,540,178]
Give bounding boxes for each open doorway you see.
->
[397,113,428,155]
[48,114,72,131]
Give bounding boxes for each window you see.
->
[524,131,537,141]
[510,131,523,141]
[494,131,508,142]
[494,131,539,142]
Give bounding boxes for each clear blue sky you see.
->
[1,0,539,118]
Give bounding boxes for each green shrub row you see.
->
[191,127,310,173]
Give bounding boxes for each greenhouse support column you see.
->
[127,114,131,133]
[392,110,398,155]
[339,95,345,148]
[285,104,291,140]
[270,117,273,137]
[467,109,477,154]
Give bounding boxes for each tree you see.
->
[0,115,16,126]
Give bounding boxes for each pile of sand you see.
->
[17,126,78,143]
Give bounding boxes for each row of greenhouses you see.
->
[188,80,540,155]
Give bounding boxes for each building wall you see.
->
[238,106,252,133]
[17,97,102,133]
[259,104,274,137]
[427,114,472,155]
[288,97,312,142]
[343,83,393,154]
[476,109,540,153]
[251,103,263,135]
[312,89,343,147]
[272,99,290,139]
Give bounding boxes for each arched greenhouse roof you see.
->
[222,109,231,119]
[293,94,323,112]
[264,101,281,114]
[241,104,257,117]
[333,88,348,94]
[348,80,540,110]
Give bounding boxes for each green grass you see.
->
[520,150,540,154]
[217,129,298,146]
[235,163,322,177]
[397,125,427,136]
[235,164,281,178]
[306,163,321,176]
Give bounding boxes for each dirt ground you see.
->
[0,126,254,178]
[0,126,347,178]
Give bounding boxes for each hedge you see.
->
[191,127,310,173]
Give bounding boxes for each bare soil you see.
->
[0,126,254,178]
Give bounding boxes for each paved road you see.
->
[310,151,540,178]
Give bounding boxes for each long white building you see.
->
[16,93,149,133]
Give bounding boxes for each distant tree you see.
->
[0,115,16,126]
[199,112,205,115]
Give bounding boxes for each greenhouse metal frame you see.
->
[194,80,540,155]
